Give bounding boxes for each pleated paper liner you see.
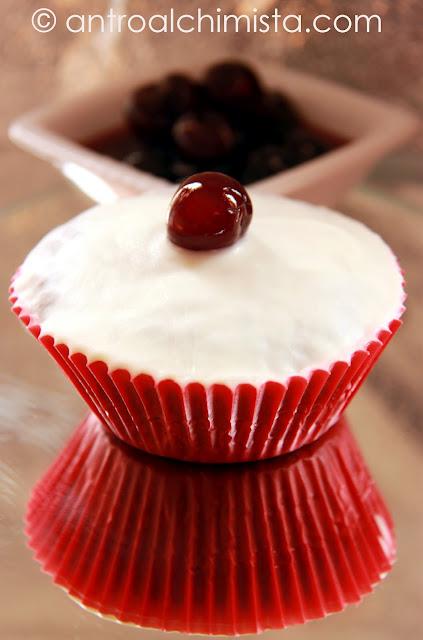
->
[26,413,395,635]
[10,280,404,462]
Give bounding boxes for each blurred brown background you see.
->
[1,2,422,640]
[1,0,423,208]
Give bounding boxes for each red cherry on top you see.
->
[168,172,253,251]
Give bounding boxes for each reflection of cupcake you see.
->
[10,174,404,462]
[27,413,395,634]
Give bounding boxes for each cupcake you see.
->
[10,172,404,462]
[26,413,396,634]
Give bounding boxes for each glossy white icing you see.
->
[13,190,404,385]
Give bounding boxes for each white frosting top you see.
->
[13,190,403,386]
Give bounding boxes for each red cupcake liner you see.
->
[26,413,395,635]
[10,281,403,462]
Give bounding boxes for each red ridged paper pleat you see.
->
[26,414,396,634]
[10,282,403,462]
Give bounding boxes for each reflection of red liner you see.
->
[10,280,403,462]
[26,414,395,634]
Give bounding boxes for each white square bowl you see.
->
[9,58,420,206]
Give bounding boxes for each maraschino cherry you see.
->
[168,172,253,251]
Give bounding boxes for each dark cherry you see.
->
[168,172,253,250]
[243,144,289,184]
[172,111,236,160]
[204,61,262,108]
[124,144,172,180]
[169,157,200,182]
[160,73,202,116]
[246,91,299,146]
[284,128,326,165]
[261,91,298,128]
[126,84,171,138]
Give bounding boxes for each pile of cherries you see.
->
[118,61,329,185]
